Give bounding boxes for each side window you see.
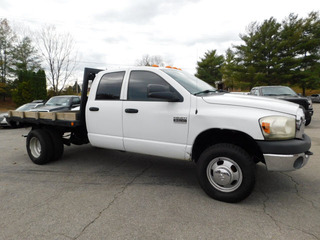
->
[72,97,80,104]
[128,71,174,101]
[96,71,125,100]
[251,89,258,96]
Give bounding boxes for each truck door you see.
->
[86,71,125,150]
[123,70,190,160]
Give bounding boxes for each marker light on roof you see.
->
[165,66,172,68]
[152,64,159,67]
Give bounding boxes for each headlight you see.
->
[259,116,295,140]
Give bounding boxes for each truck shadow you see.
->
[48,144,310,203]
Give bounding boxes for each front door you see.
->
[123,70,190,159]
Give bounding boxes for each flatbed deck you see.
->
[7,110,81,127]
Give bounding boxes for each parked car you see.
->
[249,86,313,126]
[31,95,81,112]
[310,94,320,103]
[0,101,44,127]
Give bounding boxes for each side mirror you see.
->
[147,84,181,102]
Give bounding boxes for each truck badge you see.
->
[173,117,187,124]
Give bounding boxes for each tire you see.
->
[305,118,311,126]
[196,143,255,203]
[26,129,54,165]
[44,129,64,161]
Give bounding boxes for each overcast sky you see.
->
[0,0,319,82]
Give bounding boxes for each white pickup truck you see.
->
[7,67,312,203]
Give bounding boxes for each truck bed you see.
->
[7,110,81,127]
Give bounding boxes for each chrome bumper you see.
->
[264,151,312,172]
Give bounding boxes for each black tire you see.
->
[305,118,311,126]
[26,129,54,165]
[196,143,255,203]
[44,129,64,161]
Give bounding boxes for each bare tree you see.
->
[36,25,78,95]
[136,54,171,67]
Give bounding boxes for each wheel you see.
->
[305,118,311,126]
[196,143,255,203]
[44,129,64,161]
[26,129,54,165]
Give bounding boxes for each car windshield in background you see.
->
[161,69,216,95]
[262,87,298,97]
[45,97,70,106]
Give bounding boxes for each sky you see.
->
[0,0,319,83]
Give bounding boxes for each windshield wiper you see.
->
[194,89,217,96]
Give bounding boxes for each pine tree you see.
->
[196,50,225,86]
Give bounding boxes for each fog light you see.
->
[294,157,304,169]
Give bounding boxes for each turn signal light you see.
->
[262,122,270,134]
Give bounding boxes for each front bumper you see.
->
[305,109,313,118]
[257,134,312,171]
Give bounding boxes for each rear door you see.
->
[86,71,126,150]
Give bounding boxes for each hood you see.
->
[31,106,69,112]
[202,93,299,115]
[0,112,8,117]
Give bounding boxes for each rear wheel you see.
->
[26,129,54,165]
[196,143,255,203]
[44,129,64,161]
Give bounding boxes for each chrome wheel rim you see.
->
[206,157,243,192]
[30,137,41,158]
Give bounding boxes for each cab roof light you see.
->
[165,66,172,68]
[152,64,159,67]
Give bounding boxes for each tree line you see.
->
[196,12,320,95]
[0,19,78,106]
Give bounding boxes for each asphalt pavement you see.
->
[0,105,319,240]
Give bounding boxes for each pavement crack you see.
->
[261,190,282,232]
[280,172,319,211]
[261,189,319,240]
[73,161,153,240]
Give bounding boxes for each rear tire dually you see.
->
[26,129,54,165]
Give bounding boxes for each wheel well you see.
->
[192,129,263,163]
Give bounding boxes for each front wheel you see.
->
[196,143,255,203]
[305,118,311,126]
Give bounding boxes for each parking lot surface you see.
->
[0,105,320,240]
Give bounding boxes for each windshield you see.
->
[46,97,71,106]
[262,87,298,97]
[161,69,216,94]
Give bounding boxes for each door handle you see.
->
[89,107,99,111]
[125,108,139,113]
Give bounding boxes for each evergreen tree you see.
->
[12,69,47,105]
[11,37,41,74]
[230,12,320,93]
[221,48,237,90]
[234,18,281,89]
[196,50,225,86]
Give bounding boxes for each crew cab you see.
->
[7,67,312,203]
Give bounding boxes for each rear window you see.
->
[96,71,125,100]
